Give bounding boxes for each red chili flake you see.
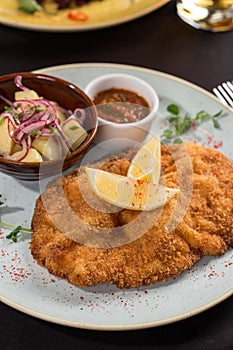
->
[68,10,89,22]
[134,179,143,186]
[213,140,223,149]
[207,136,213,145]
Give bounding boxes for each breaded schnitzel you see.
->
[31,143,233,288]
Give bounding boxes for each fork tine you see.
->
[213,86,229,106]
[213,81,233,108]
[225,81,233,94]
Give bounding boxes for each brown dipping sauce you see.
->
[93,88,150,124]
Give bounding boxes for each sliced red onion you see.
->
[6,117,14,140]
[0,112,18,128]
[62,109,87,128]
[73,108,86,125]
[13,100,37,122]
[14,120,47,142]
[54,120,73,153]
[5,139,29,161]
[40,127,52,136]
[16,139,30,161]
[38,99,57,114]
[21,120,46,135]
[73,107,91,129]
[14,75,30,91]
[40,112,55,124]
[0,94,14,107]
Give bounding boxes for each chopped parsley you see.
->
[69,125,79,131]
[0,115,7,125]
[49,125,60,136]
[30,129,41,137]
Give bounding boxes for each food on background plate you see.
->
[17,0,101,22]
[18,0,100,14]
[0,75,87,162]
[93,88,150,123]
[0,0,159,28]
[31,142,233,288]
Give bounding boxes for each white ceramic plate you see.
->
[0,0,170,32]
[0,63,232,330]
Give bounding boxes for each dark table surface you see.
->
[0,1,232,349]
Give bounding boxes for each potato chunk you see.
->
[15,89,39,101]
[11,148,42,162]
[62,119,87,151]
[0,118,15,156]
[32,136,62,160]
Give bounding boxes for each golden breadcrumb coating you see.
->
[31,143,233,288]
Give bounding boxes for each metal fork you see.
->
[213,81,233,108]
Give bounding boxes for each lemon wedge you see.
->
[85,167,179,211]
[127,137,161,184]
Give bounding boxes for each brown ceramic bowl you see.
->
[0,72,97,181]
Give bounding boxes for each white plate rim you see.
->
[34,62,233,114]
[1,287,232,330]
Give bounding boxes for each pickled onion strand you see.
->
[16,139,29,161]
[0,112,18,128]
[4,139,29,161]
[0,94,14,107]
[54,120,73,153]
[14,75,30,91]
[14,120,47,142]
[13,100,38,123]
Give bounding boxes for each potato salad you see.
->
[0,75,87,162]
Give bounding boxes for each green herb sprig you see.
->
[6,226,22,243]
[0,195,32,242]
[18,0,43,14]
[161,104,224,144]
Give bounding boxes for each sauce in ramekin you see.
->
[93,88,150,124]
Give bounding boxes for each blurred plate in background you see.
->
[0,0,170,32]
